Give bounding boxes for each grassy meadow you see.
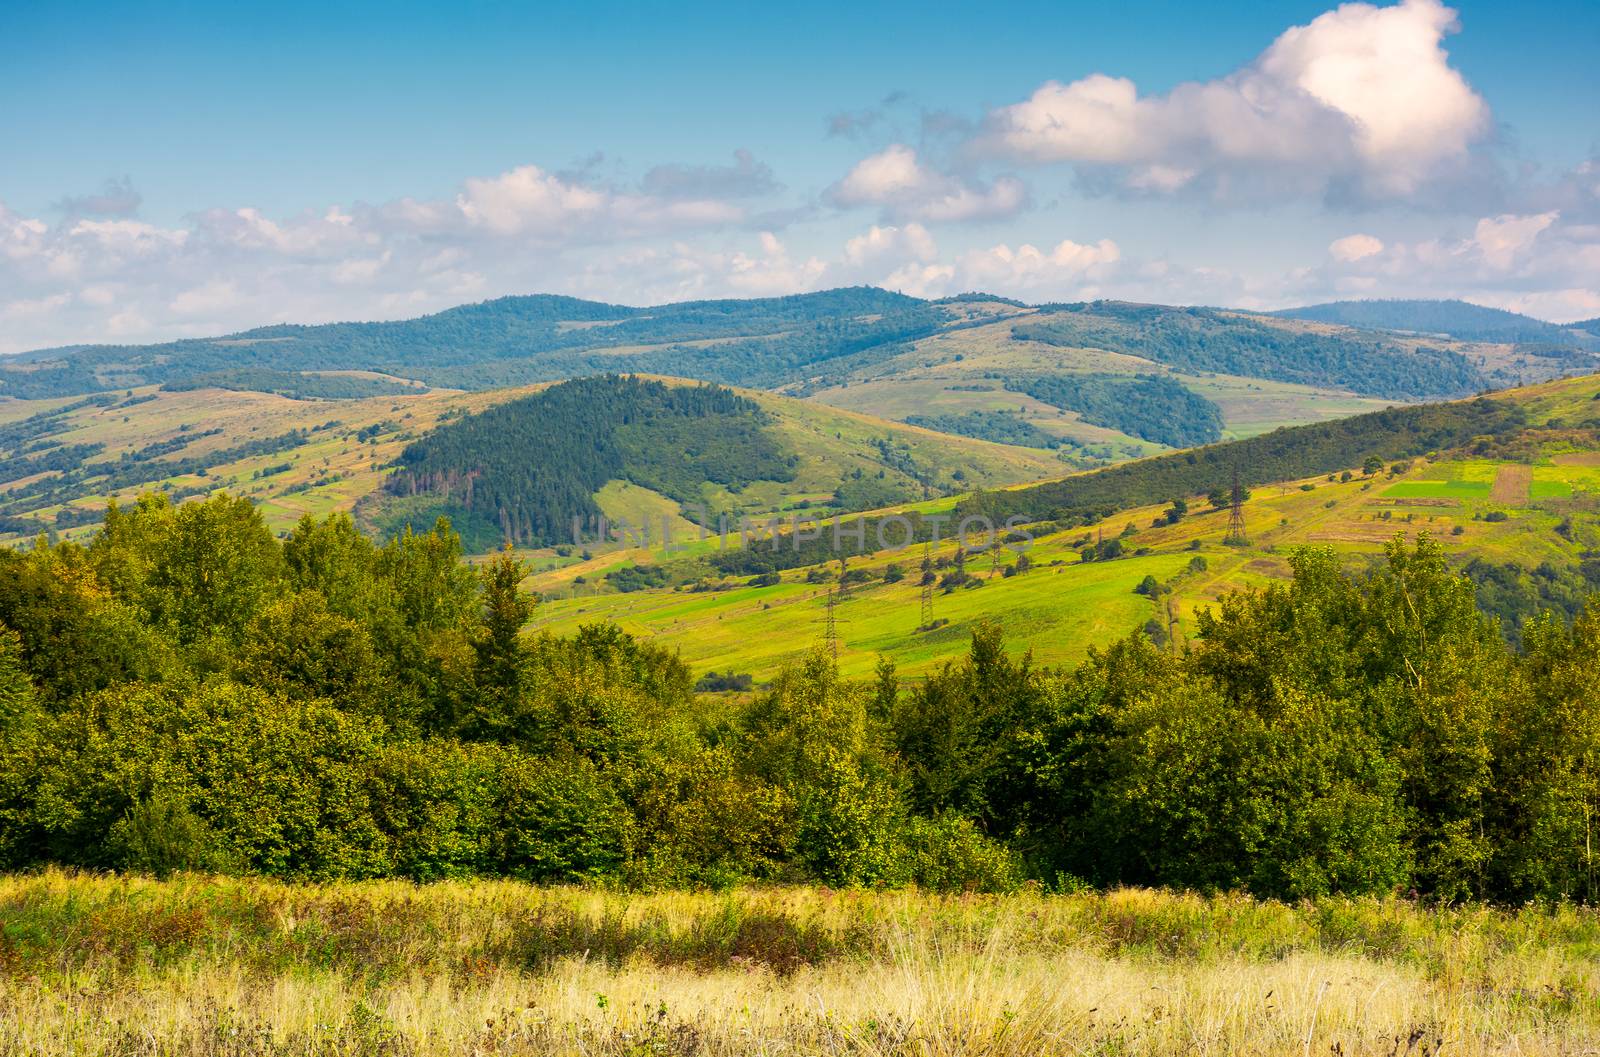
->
[2,871,1598,1055]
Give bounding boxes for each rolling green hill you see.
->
[798,299,1597,453]
[1013,301,1483,399]
[0,375,1060,551]
[523,371,1600,680]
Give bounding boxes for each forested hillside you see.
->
[700,390,1529,576]
[1013,302,1484,399]
[161,369,422,400]
[903,410,1064,449]
[1015,373,1223,447]
[387,376,795,547]
[960,394,1530,525]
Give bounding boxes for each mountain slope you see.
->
[0,375,1061,548]
[0,288,983,399]
[1272,298,1600,349]
[14,290,1593,409]
[804,299,1600,455]
[525,372,1600,679]
[1014,301,1484,399]
[371,374,1065,549]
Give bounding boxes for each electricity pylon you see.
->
[1225,466,1249,546]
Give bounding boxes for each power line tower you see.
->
[824,589,839,658]
[919,541,934,628]
[1225,466,1249,546]
[818,585,851,660]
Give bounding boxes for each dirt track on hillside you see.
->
[1490,464,1532,505]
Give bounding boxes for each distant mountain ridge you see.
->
[1272,298,1600,349]
[2,288,955,399]
[5,289,1596,407]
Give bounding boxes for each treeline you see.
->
[957,395,1528,526]
[1014,301,1483,400]
[893,537,1600,903]
[387,376,795,547]
[709,393,1528,577]
[1014,373,1223,447]
[0,499,1597,903]
[0,495,1003,888]
[163,369,421,400]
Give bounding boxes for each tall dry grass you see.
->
[1,870,1597,1055]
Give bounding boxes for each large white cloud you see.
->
[829,145,1028,223]
[980,0,1489,200]
[455,165,744,239]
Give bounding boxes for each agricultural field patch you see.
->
[1384,480,1492,499]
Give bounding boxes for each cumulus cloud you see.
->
[957,238,1122,293]
[978,0,1490,201]
[447,165,744,240]
[828,145,1028,223]
[842,222,939,268]
[1469,211,1557,270]
[1329,233,1385,261]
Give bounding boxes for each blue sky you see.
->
[1,0,1597,351]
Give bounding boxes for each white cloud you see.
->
[882,262,957,298]
[1489,289,1600,324]
[1289,210,1599,321]
[833,145,925,203]
[830,145,1028,223]
[1329,233,1385,261]
[980,0,1489,200]
[331,252,393,286]
[454,164,743,240]
[456,166,610,235]
[67,218,187,254]
[1470,211,1557,270]
[957,238,1123,292]
[842,223,938,267]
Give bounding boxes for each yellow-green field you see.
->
[528,404,1600,681]
[2,870,1597,1056]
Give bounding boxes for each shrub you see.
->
[496,753,633,882]
[904,815,1022,892]
[106,794,236,877]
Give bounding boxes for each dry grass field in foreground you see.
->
[1,872,1598,1056]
